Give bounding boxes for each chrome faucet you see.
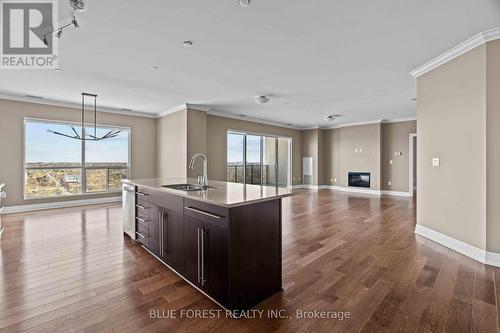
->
[189,153,209,188]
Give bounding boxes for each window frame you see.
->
[226,129,293,187]
[23,117,132,200]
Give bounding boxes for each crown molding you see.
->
[410,27,500,78]
[0,93,158,118]
[335,119,383,128]
[207,110,302,130]
[157,104,188,118]
[382,116,417,124]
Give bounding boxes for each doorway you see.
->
[226,131,292,187]
[409,133,417,197]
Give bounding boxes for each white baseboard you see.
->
[415,224,500,268]
[380,190,412,197]
[292,184,321,190]
[1,196,122,214]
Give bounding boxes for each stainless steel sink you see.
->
[162,184,215,191]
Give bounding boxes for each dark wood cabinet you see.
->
[147,203,161,257]
[183,214,228,304]
[134,186,282,311]
[162,208,184,271]
[183,215,204,285]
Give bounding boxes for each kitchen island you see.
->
[122,178,293,312]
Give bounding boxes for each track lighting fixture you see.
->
[43,0,84,45]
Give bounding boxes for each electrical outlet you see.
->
[293,177,296,181]
[389,159,393,165]
[432,157,440,167]
[388,181,392,186]
[359,148,363,152]
[334,178,337,183]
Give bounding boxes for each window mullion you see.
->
[81,126,86,194]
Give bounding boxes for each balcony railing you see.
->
[24,165,129,198]
[227,163,268,185]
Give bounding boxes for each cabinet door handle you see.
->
[164,213,168,256]
[159,212,163,256]
[197,227,201,284]
[201,229,206,286]
[136,204,147,210]
[185,207,222,219]
[136,232,146,239]
[136,192,148,196]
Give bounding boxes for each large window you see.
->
[227,131,292,187]
[24,119,130,199]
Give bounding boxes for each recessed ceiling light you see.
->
[286,123,293,126]
[254,95,270,104]
[410,98,417,101]
[152,65,159,70]
[238,0,251,7]
[183,41,193,48]
[121,108,132,112]
[324,115,341,122]
[238,114,247,117]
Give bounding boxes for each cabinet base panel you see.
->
[141,245,232,314]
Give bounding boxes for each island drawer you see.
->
[149,189,183,213]
[184,199,228,226]
[135,230,149,247]
[136,218,149,234]
[135,203,149,219]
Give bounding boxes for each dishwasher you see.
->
[122,183,136,239]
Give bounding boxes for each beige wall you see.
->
[417,44,487,250]
[157,110,187,179]
[301,129,319,185]
[206,115,302,185]
[381,121,417,192]
[486,39,500,253]
[186,109,207,178]
[0,99,157,207]
[322,124,382,189]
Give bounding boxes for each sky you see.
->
[25,121,129,164]
[227,133,261,163]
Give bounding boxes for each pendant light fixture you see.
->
[48,93,121,141]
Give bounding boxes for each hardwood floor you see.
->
[0,190,499,332]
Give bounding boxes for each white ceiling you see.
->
[1,0,499,128]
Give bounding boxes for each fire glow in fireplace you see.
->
[348,172,371,188]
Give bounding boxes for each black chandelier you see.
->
[48,93,121,141]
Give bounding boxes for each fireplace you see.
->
[348,172,370,188]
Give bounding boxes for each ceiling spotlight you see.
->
[56,29,63,38]
[238,0,251,7]
[254,95,270,104]
[183,41,193,48]
[324,115,341,122]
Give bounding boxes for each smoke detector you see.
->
[325,115,341,122]
[254,95,270,104]
[238,0,251,7]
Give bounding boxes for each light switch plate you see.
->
[432,157,440,167]
[389,160,393,165]
[388,181,392,186]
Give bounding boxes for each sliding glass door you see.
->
[227,131,290,187]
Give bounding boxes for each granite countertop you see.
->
[123,178,294,208]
